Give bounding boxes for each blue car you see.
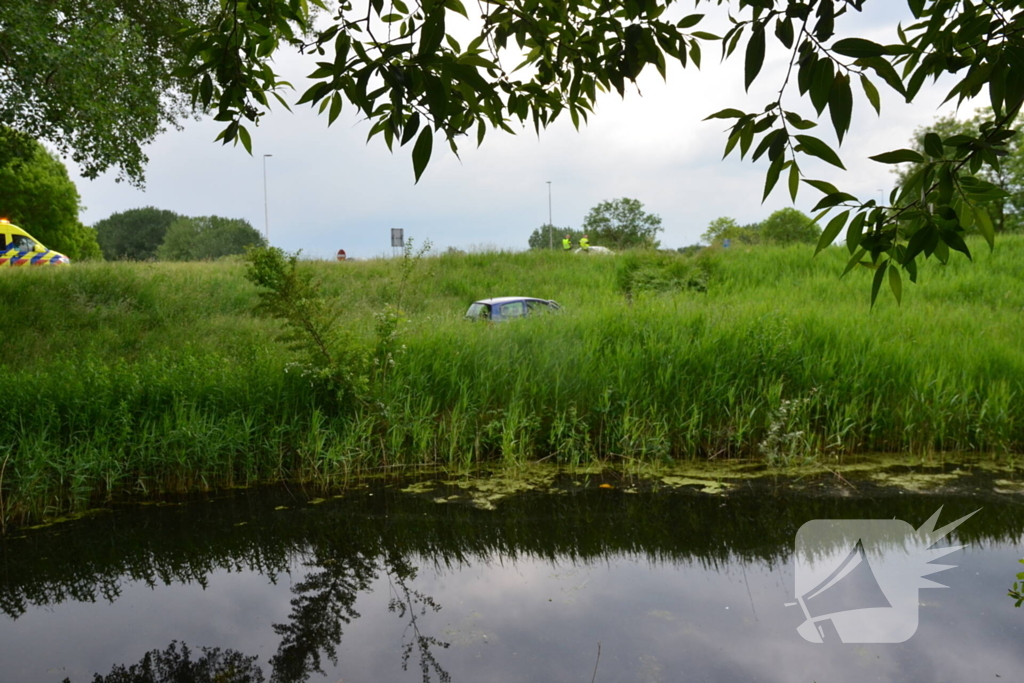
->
[464,297,561,322]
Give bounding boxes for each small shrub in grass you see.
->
[616,250,710,299]
[244,246,368,410]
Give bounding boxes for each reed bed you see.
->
[1,238,1022,524]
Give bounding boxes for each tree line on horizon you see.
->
[94,208,266,262]
[1,127,265,262]
[528,197,663,250]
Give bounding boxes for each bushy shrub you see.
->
[615,250,711,298]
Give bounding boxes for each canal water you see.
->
[1,471,1022,682]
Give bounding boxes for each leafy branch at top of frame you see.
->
[178,1,1024,302]
[176,0,726,182]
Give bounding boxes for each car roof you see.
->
[471,297,551,305]
[0,219,31,237]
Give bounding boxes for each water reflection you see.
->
[2,477,1022,682]
[68,642,264,683]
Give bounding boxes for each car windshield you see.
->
[465,302,491,320]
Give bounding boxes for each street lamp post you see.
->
[547,181,553,250]
[263,154,273,243]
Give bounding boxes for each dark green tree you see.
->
[94,207,182,260]
[0,0,212,185]
[157,216,266,261]
[895,109,1024,233]
[527,224,581,250]
[581,198,662,249]
[0,130,101,260]
[760,208,821,244]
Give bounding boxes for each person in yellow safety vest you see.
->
[562,235,572,252]
[579,235,590,252]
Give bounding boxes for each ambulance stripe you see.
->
[31,251,51,265]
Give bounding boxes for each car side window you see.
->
[11,235,35,252]
[500,301,525,318]
[0,233,7,249]
[526,300,550,315]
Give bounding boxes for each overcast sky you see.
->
[68,2,966,259]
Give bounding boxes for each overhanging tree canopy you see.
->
[0,0,210,185]
[6,1,1023,300]
[175,0,1024,302]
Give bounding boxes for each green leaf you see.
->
[905,227,937,264]
[815,210,850,255]
[419,13,446,57]
[869,149,924,164]
[775,17,794,49]
[975,205,996,250]
[812,192,856,212]
[857,57,907,97]
[703,108,746,120]
[860,75,881,115]
[783,111,816,130]
[422,74,448,123]
[763,155,784,201]
[802,178,840,195]
[688,39,702,68]
[871,259,889,308]
[788,163,799,201]
[828,73,853,144]
[677,14,703,29]
[444,0,469,18]
[237,125,252,154]
[842,248,867,278]
[200,74,214,107]
[795,135,845,169]
[888,264,902,305]
[328,93,342,126]
[846,212,866,253]
[401,111,420,146]
[832,38,886,59]
[923,132,944,158]
[412,126,433,183]
[941,229,972,261]
[744,25,765,91]
[810,59,834,114]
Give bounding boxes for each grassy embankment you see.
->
[1,238,1023,525]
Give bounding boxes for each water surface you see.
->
[1,472,1022,682]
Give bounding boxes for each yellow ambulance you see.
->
[0,219,71,266]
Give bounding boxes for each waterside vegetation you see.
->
[2,238,1023,526]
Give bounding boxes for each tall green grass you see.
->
[1,239,1023,525]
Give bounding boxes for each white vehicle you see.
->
[575,245,615,255]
